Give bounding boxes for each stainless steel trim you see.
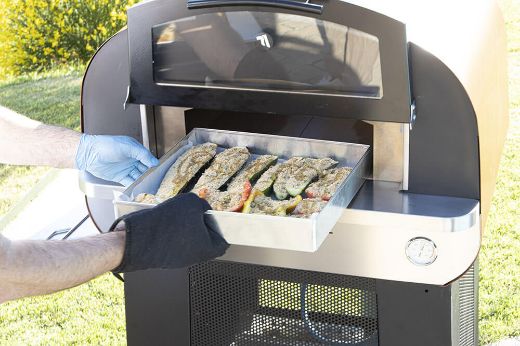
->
[155,82,382,100]
[350,180,479,220]
[140,104,151,150]
[153,106,188,157]
[451,263,478,346]
[409,100,417,129]
[124,85,131,111]
[340,207,478,233]
[402,122,409,190]
[451,278,460,346]
[369,121,405,183]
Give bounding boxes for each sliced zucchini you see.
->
[156,143,217,202]
[253,163,284,195]
[305,167,352,200]
[193,147,250,193]
[134,193,159,205]
[243,190,302,216]
[227,155,278,192]
[273,157,338,200]
[292,198,328,217]
[199,181,252,212]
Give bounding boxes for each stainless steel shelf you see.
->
[350,180,479,219]
[221,180,481,285]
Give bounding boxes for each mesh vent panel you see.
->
[458,265,476,346]
[190,261,378,346]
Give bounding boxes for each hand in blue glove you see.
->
[76,134,159,186]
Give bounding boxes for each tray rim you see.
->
[117,127,369,215]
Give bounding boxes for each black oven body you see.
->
[124,264,476,346]
[126,0,412,123]
[80,1,489,344]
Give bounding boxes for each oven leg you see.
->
[125,269,191,346]
[124,267,256,346]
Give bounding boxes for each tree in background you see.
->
[0,0,138,79]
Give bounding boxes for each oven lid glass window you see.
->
[152,12,383,98]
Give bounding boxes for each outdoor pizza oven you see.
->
[79,0,508,345]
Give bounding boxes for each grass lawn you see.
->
[0,69,127,345]
[479,0,520,343]
[0,69,82,217]
[0,1,518,344]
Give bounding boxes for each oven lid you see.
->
[152,11,383,99]
[128,0,411,123]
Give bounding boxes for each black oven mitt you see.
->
[110,193,229,273]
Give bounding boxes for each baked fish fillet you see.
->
[193,147,250,193]
[227,155,278,192]
[154,143,218,202]
[305,167,352,201]
[273,157,338,200]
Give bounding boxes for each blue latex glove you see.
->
[76,134,159,186]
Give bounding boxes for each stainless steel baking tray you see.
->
[114,128,370,252]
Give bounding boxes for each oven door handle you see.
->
[187,0,324,14]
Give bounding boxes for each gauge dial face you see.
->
[405,237,438,266]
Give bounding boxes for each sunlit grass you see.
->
[0,70,82,217]
[0,275,125,345]
[478,0,520,344]
[0,69,127,345]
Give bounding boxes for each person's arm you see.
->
[0,194,228,304]
[0,106,80,168]
[0,194,227,304]
[0,231,125,304]
[0,106,159,186]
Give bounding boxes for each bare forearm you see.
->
[0,232,125,304]
[0,106,80,168]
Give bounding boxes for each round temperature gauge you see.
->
[405,237,438,266]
